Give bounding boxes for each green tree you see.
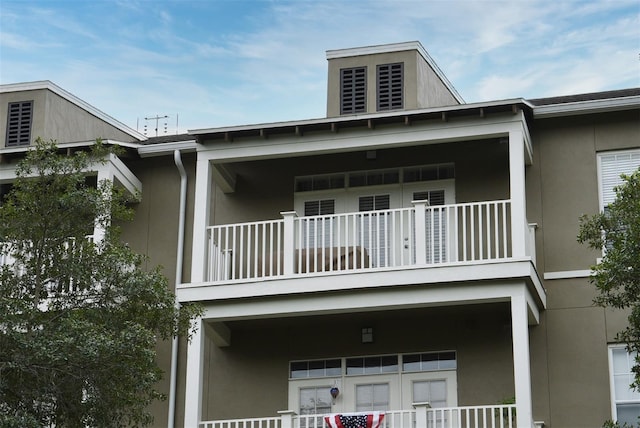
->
[578,167,640,389]
[0,139,200,427]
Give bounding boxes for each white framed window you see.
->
[608,345,640,425]
[355,383,390,411]
[597,149,640,211]
[289,352,457,413]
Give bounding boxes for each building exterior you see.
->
[1,42,639,428]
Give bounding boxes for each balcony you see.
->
[195,199,535,285]
[200,405,521,428]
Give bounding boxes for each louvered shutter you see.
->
[413,190,447,263]
[303,199,335,248]
[358,195,390,267]
[340,67,366,115]
[377,63,403,111]
[6,101,33,147]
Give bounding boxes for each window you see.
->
[300,386,332,414]
[346,355,398,375]
[6,101,33,147]
[358,195,391,267]
[356,383,389,411]
[403,351,457,372]
[302,199,336,249]
[289,352,457,414]
[598,149,640,210]
[377,63,403,111]
[340,67,366,115]
[291,359,342,379]
[609,346,640,425]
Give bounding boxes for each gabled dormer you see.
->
[0,81,145,149]
[326,41,464,117]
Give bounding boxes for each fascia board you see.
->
[533,96,640,118]
[0,139,140,155]
[189,98,528,136]
[137,140,198,157]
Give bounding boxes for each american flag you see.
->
[324,412,385,428]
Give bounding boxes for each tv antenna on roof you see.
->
[143,114,169,137]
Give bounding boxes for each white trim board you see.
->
[543,270,592,280]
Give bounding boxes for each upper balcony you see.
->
[176,104,544,313]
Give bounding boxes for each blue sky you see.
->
[1,0,638,134]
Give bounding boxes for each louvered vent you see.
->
[413,190,445,206]
[340,67,366,115]
[359,195,390,212]
[377,63,403,111]
[6,101,33,147]
[304,199,335,216]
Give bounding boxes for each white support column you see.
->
[184,316,205,428]
[191,158,213,283]
[511,290,534,428]
[94,164,115,243]
[508,129,527,258]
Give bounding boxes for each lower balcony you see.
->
[200,405,524,428]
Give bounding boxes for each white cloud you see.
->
[1,0,637,131]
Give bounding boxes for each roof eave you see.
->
[533,96,640,118]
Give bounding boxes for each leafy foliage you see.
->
[0,139,200,427]
[578,168,640,390]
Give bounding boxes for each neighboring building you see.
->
[1,41,639,428]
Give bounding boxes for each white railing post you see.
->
[413,402,430,428]
[281,211,297,275]
[412,200,428,265]
[278,410,297,428]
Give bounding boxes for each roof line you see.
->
[533,95,640,118]
[189,98,528,135]
[0,80,147,141]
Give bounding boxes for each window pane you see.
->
[381,355,398,373]
[346,358,364,375]
[308,360,325,377]
[413,380,447,408]
[356,383,389,411]
[613,348,631,372]
[291,361,308,378]
[617,403,640,426]
[326,359,342,376]
[300,387,332,415]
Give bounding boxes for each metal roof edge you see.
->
[189,98,528,136]
[137,140,198,157]
[533,95,640,118]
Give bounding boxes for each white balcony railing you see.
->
[205,200,526,283]
[0,236,96,295]
[199,405,518,428]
